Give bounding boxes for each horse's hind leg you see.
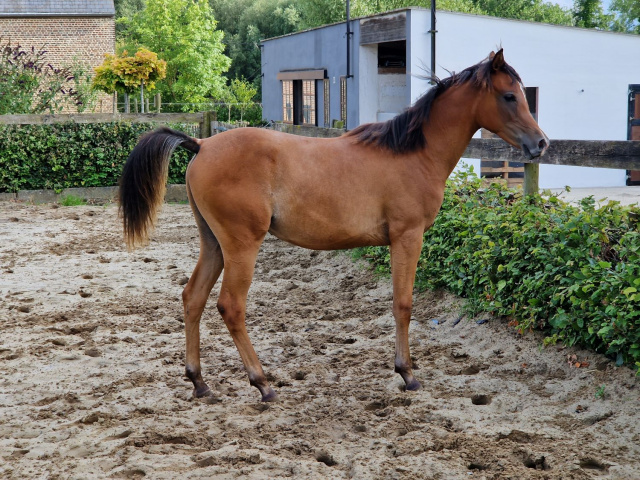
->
[183,188,223,398]
[216,236,277,402]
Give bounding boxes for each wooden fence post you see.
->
[155,93,161,113]
[200,111,214,138]
[524,163,539,196]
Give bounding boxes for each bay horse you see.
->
[120,50,548,402]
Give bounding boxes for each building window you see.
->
[281,79,317,126]
[340,76,347,126]
[323,79,330,127]
[302,80,316,125]
[378,40,406,74]
[282,80,293,124]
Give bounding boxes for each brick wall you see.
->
[0,16,116,112]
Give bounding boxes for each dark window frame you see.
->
[340,76,347,126]
[282,80,293,124]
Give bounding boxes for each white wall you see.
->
[358,44,379,125]
[407,9,434,106]
[410,10,640,188]
[378,74,407,119]
[359,45,408,122]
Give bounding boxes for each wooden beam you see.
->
[277,70,326,81]
[463,138,640,170]
[360,12,406,44]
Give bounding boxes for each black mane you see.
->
[346,57,522,154]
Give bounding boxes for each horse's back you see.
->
[186,128,398,250]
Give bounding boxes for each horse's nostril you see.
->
[538,138,547,150]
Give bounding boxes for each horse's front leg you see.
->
[389,230,424,391]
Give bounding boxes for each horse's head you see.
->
[475,50,549,159]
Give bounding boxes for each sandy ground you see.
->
[1,201,639,480]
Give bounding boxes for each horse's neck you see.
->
[422,84,481,180]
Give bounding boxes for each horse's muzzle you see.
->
[522,136,549,160]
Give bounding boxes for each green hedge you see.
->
[0,122,193,192]
[354,170,640,371]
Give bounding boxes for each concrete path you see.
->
[545,186,640,206]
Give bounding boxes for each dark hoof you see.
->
[405,379,422,391]
[261,388,279,402]
[193,385,213,398]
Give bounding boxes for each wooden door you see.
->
[627,85,640,185]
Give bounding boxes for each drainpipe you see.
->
[429,0,437,83]
[346,0,353,78]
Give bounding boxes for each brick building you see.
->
[0,0,116,112]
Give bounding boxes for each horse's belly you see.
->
[268,216,389,251]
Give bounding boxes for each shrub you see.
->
[0,122,193,192]
[0,39,85,114]
[354,169,640,371]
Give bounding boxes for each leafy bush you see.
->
[354,170,640,371]
[0,122,193,192]
[0,39,91,114]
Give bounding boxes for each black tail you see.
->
[119,127,200,249]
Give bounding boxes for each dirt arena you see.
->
[1,201,639,479]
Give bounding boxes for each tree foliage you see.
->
[471,0,573,25]
[609,0,640,33]
[113,0,145,34]
[573,0,613,29]
[211,0,302,87]
[120,0,231,109]
[93,48,167,95]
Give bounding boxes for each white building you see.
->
[261,8,640,188]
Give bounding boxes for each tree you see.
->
[609,0,640,33]
[211,0,303,88]
[92,48,167,112]
[573,0,612,29]
[297,0,346,27]
[121,0,231,110]
[113,0,145,35]
[297,0,482,27]
[0,38,85,114]
[471,0,573,25]
[230,76,257,121]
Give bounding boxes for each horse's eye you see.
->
[504,93,517,103]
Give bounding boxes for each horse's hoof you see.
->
[193,385,213,398]
[405,379,422,391]
[261,389,279,402]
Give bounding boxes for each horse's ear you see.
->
[491,49,505,71]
